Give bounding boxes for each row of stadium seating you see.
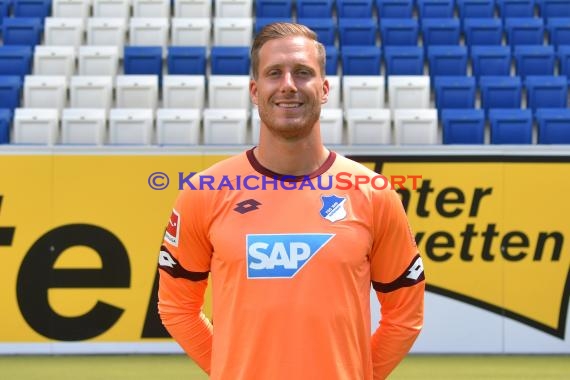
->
[2,106,569,145]
[2,44,570,79]
[1,0,569,21]
[2,16,570,49]
[1,0,569,146]
[1,74,568,112]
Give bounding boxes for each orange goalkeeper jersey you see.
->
[158,148,425,380]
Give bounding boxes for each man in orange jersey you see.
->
[157,22,425,380]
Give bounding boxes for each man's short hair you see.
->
[250,22,326,79]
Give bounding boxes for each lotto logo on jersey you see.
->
[246,233,335,279]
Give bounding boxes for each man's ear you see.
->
[250,79,259,106]
[321,78,330,105]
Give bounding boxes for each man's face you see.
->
[250,36,329,140]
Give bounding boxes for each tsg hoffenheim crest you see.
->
[319,195,347,222]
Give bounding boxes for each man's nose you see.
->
[280,72,297,92]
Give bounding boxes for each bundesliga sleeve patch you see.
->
[164,208,180,247]
[372,254,425,293]
[158,245,209,281]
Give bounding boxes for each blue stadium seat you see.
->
[380,19,419,46]
[336,0,374,18]
[497,0,535,19]
[13,0,51,18]
[434,76,477,113]
[422,18,461,47]
[489,109,533,144]
[341,46,382,75]
[539,0,570,19]
[0,109,12,144]
[167,46,207,75]
[457,0,496,20]
[514,45,555,78]
[505,17,545,47]
[547,18,570,47]
[525,75,568,112]
[255,17,294,34]
[211,46,251,75]
[558,45,570,80]
[480,75,522,113]
[427,45,468,77]
[535,108,570,144]
[471,45,512,78]
[0,46,33,77]
[442,109,486,144]
[376,0,414,18]
[0,0,11,25]
[325,45,339,75]
[296,0,334,18]
[417,0,455,18]
[0,76,23,112]
[2,17,43,46]
[384,46,424,76]
[297,18,336,46]
[339,18,377,46]
[124,46,163,77]
[255,0,294,17]
[463,18,503,46]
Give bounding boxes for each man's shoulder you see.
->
[200,150,253,176]
[331,153,379,177]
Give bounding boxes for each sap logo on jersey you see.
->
[246,233,335,279]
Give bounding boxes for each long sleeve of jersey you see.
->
[159,275,213,373]
[157,187,214,374]
[369,189,425,380]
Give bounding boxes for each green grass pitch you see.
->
[0,354,568,379]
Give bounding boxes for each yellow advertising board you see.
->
[352,156,570,340]
[0,154,568,344]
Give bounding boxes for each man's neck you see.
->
[254,137,330,176]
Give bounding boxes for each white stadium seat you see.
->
[44,17,85,49]
[171,17,211,47]
[129,18,169,52]
[52,0,91,19]
[323,75,340,109]
[86,18,127,58]
[109,108,154,144]
[174,0,211,18]
[393,108,438,145]
[342,75,385,110]
[156,108,201,145]
[203,108,248,144]
[115,75,159,109]
[208,75,250,109]
[320,108,344,145]
[24,75,68,111]
[215,0,253,18]
[61,108,107,144]
[213,17,253,46]
[70,75,114,111]
[162,75,205,109]
[388,75,430,113]
[133,0,171,18]
[78,45,120,76]
[33,46,76,78]
[92,0,130,19]
[13,108,60,145]
[345,108,392,145]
